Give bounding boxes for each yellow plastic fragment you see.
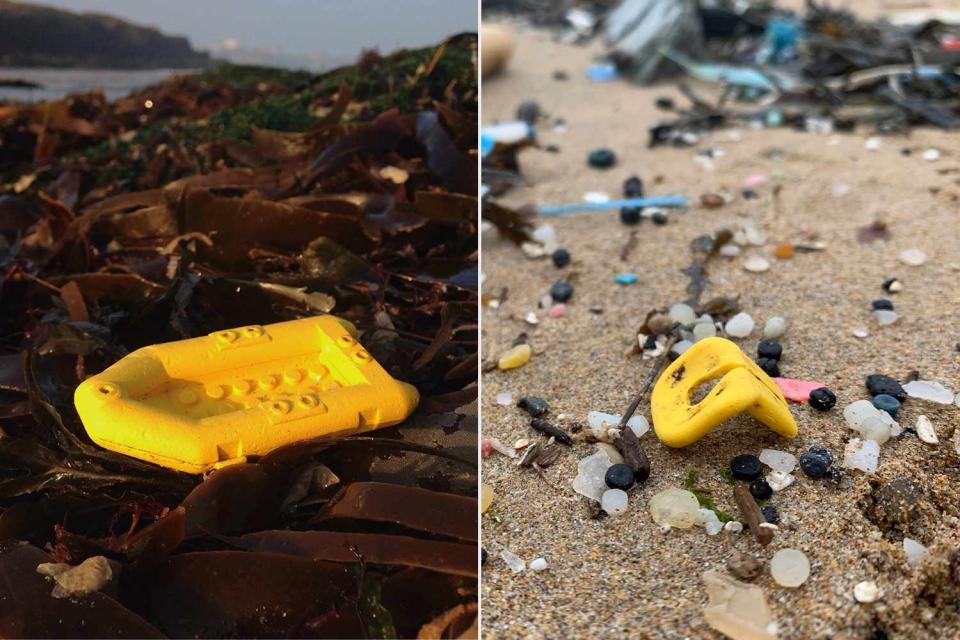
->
[497,344,531,370]
[74,316,419,474]
[480,483,495,514]
[650,337,796,448]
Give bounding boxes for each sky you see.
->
[28,0,477,68]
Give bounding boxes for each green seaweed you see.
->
[684,470,734,523]
[351,564,397,639]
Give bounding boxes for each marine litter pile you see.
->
[481,3,959,638]
[0,37,478,638]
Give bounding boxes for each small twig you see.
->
[618,336,677,428]
[532,462,566,493]
[733,484,774,546]
[619,230,638,262]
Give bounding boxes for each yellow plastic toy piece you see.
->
[650,337,796,448]
[74,316,419,474]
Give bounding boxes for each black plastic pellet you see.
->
[757,340,783,361]
[730,454,763,481]
[587,148,616,169]
[550,281,573,302]
[620,207,641,225]
[871,299,894,311]
[799,451,830,478]
[808,445,834,466]
[517,396,549,417]
[481,547,488,564]
[808,387,837,411]
[742,189,758,200]
[655,97,675,110]
[552,248,571,268]
[516,101,540,125]
[756,357,781,377]
[865,374,907,402]
[761,505,779,524]
[651,211,668,225]
[605,463,635,491]
[749,479,773,501]
[623,176,644,198]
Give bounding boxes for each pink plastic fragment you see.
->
[548,304,567,319]
[744,174,768,188]
[481,437,494,459]
[773,377,828,402]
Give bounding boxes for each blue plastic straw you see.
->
[538,195,690,217]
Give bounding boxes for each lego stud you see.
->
[243,326,264,338]
[352,349,371,363]
[297,393,320,409]
[308,364,329,381]
[178,389,199,405]
[651,337,797,448]
[283,368,304,384]
[206,384,228,400]
[232,379,254,396]
[96,383,119,398]
[338,334,355,347]
[267,399,292,415]
[259,374,280,390]
[217,330,238,344]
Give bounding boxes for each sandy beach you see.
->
[480,11,960,640]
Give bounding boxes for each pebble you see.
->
[702,570,777,640]
[730,454,763,481]
[865,374,907,401]
[572,448,618,501]
[649,488,700,528]
[898,249,927,266]
[852,328,869,338]
[481,483,495,514]
[498,344,531,370]
[516,100,541,124]
[517,396,549,417]
[693,321,718,341]
[882,277,902,293]
[922,148,940,162]
[761,505,779,524]
[720,243,742,257]
[601,488,629,516]
[550,281,573,302]
[651,211,669,225]
[903,538,929,568]
[844,438,880,474]
[743,257,770,273]
[696,508,724,535]
[874,477,921,525]
[872,394,900,418]
[770,548,811,587]
[727,553,763,580]
[725,312,755,338]
[524,311,539,325]
[724,521,743,533]
[584,191,610,204]
[500,548,525,573]
[854,581,880,603]
[808,387,837,411]
[756,357,780,377]
[495,392,513,406]
[799,450,830,478]
[763,316,787,339]
[614,273,638,285]
[529,557,548,571]
[552,248,571,268]
[757,340,782,361]
[669,303,697,325]
[548,304,566,319]
[874,309,899,325]
[701,193,725,208]
[587,148,617,169]
[750,479,773,500]
[623,175,644,197]
[766,470,795,491]
[604,464,635,491]
[864,136,881,151]
[759,449,797,473]
[620,207,641,225]
[916,415,938,444]
[903,380,954,404]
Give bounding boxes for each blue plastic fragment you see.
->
[614,273,638,285]
[586,63,618,82]
[538,195,690,217]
